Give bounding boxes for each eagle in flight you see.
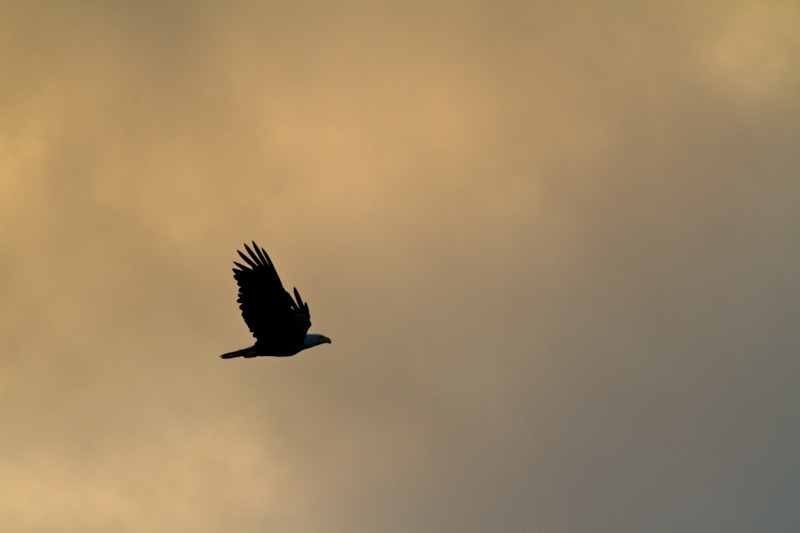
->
[221,242,331,359]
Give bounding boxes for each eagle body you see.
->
[220,242,331,359]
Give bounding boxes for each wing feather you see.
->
[252,241,270,265]
[294,287,309,315]
[238,249,258,269]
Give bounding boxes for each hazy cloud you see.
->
[2,2,799,531]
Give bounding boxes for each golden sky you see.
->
[2,2,799,531]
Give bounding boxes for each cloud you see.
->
[1,2,799,531]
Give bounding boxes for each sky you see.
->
[1,2,799,531]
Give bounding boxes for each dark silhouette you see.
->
[220,242,331,359]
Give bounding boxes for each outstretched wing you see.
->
[233,242,311,345]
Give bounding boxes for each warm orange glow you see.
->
[2,3,799,530]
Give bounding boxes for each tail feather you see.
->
[220,345,258,359]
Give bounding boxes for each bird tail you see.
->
[220,345,258,359]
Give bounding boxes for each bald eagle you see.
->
[220,242,331,359]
